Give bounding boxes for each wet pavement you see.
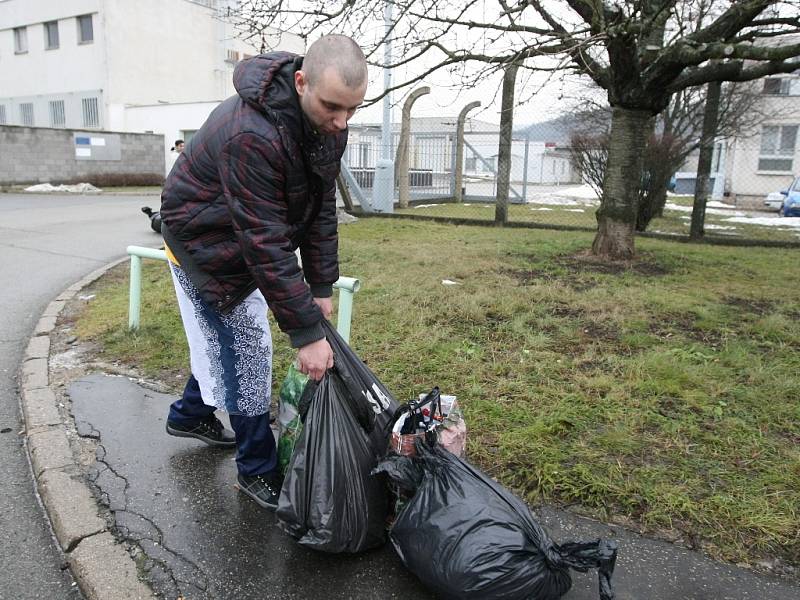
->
[1,192,160,598]
[69,373,800,600]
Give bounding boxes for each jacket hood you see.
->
[233,51,300,113]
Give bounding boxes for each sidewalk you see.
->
[20,266,800,600]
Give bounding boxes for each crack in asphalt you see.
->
[77,420,211,598]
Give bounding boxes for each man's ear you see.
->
[294,70,306,96]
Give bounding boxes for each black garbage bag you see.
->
[374,442,618,600]
[277,320,398,553]
[141,206,162,233]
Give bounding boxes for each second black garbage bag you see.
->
[375,441,618,600]
[277,320,398,553]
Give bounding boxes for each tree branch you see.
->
[685,0,773,45]
[668,57,800,91]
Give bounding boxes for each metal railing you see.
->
[126,246,361,343]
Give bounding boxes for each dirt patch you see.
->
[499,251,668,291]
[559,250,670,277]
[550,304,584,319]
[579,320,620,342]
[497,267,553,286]
[648,312,730,348]
[723,296,774,316]
[484,310,505,331]
[649,314,692,340]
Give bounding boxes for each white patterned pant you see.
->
[169,263,272,417]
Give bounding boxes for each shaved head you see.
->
[303,34,368,89]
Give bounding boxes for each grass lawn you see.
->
[75,218,800,570]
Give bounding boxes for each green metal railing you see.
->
[126,246,361,343]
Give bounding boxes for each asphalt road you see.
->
[0,192,161,599]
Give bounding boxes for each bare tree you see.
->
[230,0,800,259]
[569,79,769,231]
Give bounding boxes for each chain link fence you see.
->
[340,121,800,246]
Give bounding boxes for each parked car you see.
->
[764,191,785,211]
[778,176,800,217]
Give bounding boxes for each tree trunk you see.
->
[690,80,722,241]
[495,63,518,225]
[592,107,653,259]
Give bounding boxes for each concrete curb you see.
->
[19,256,157,600]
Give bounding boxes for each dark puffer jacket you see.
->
[160,52,346,348]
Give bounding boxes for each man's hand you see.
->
[297,337,333,381]
[313,296,333,319]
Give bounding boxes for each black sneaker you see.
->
[165,415,236,448]
[237,471,283,510]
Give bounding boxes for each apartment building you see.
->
[724,74,800,205]
[0,0,302,170]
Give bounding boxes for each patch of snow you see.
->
[704,224,737,231]
[552,184,600,200]
[441,279,461,286]
[526,184,600,207]
[25,182,102,193]
[723,215,800,228]
[530,207,553,211]
[414,204,443,209]
[664,203,746,217]
[528,197,582,206]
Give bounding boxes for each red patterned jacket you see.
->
[160,52,345,348]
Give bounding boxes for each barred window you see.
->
[49,100,66,127]
[44,21,59,50]
[20,103,34,126]
[82,97,100,128]
[759,125,797,172]
[0,105,6,125]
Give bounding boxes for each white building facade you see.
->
[723,74,800,206]
[0,0,303,173]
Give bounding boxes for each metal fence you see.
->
[339,122,800,247]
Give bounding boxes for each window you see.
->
[759,125,797,172]
[225,49,239,63]
[20,103,34,126]
[0,105,6,125]
[44,21,59,50]
[77,14,93,44]
[14,27,28,53]
[82,97,99,127]
[762,78,791,96]
[49,100,65,127]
